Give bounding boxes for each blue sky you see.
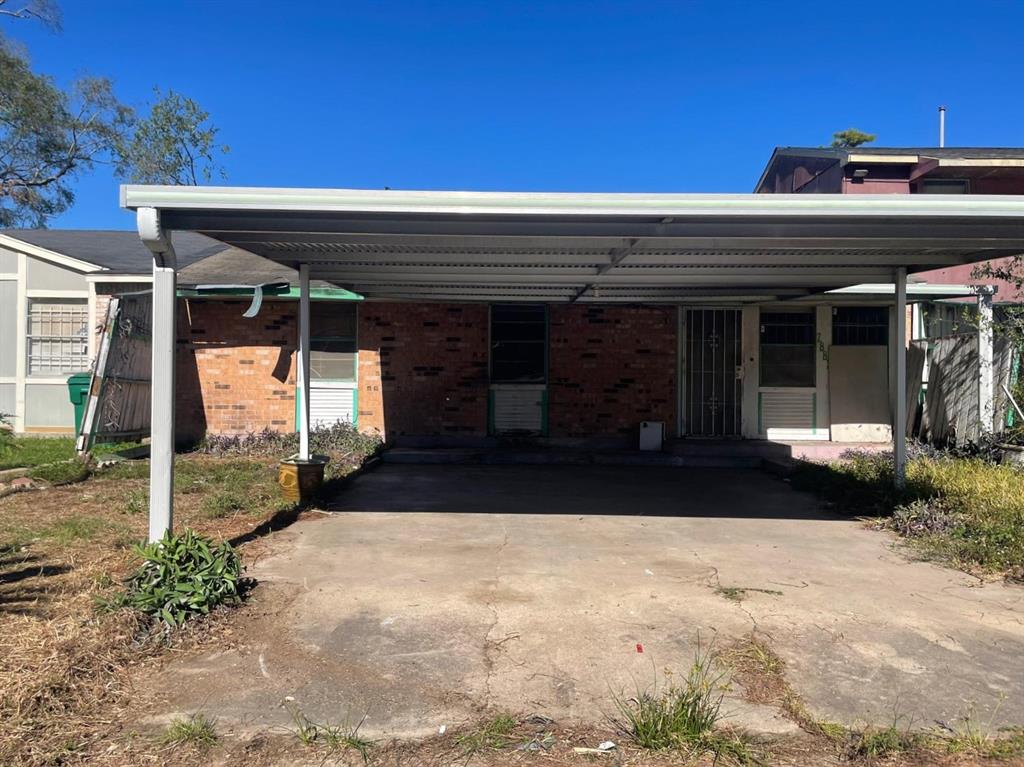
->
[8,0,1024,229]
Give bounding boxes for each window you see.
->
[919,179,969,194]
[922,302,973,339]
[759,311,815,387]
[832,306,888,345]
[310,304,357,381]
[490,305,546,383]
[27,298,88,375]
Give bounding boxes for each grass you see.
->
[611,640,728,753]
[160,713,218,747]
[715,586,783,603]
[287,706,373,762]
[28,457,91,486]
[791,450,1024,579]
[0,445,381,767]
[847,722,919,761]
[0,436,75,470]
[41,515,110,544]
[455,713,518,754]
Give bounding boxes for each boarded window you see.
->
[310,304,357,381]
[760,311,815,387]
[27,298,88,375]
[832,306,888,346]
[490,305,546,383]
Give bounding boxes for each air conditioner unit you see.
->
[639,421,664,451]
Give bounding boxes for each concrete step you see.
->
[382,447,767,470]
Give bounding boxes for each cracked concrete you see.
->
[148,464,1024,739]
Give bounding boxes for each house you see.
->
[754,146,1024,333]
[0,229,363,439]
[0,230,226,433]
[116,186,1024,539]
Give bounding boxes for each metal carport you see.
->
[119,186,1024,540]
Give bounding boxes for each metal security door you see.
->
[685,309,742,437]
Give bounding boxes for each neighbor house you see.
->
[0,231,225,433]
[755,146,1024,334]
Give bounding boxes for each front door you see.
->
[684,309,742,437]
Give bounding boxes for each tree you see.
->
[831,128,877,148]
[0,39,131,227]
[116,89,228,185]
[0,0,60,30]
[1,3,229,226]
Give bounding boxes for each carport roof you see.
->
[120,186,1024,303]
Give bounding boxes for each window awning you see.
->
[120,186,1024,303]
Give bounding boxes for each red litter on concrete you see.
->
[636,643,644,653]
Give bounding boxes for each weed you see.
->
[161,713,218,746]
[456,713,518,754]
[715,586,782,603]
[704,730,766,765]
[814,720,848,742]
[848,724,918,760]
[942,700,1024,758]
[792,452,1024,578]
[123,488,147,515]
[288,706,319,746]
[287,705,373,762]
[612,639,724,750]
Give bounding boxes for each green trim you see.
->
[177,285,362,301]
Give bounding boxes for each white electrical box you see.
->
[639,421,664,451]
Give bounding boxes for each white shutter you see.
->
[309,382,356,428]
[491,384,545,434]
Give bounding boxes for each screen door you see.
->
[685,309,742,437]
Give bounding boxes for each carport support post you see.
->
[298,263,311,461]
[977,287,995,434]
[137,208,177,542]
[893,267,907,489]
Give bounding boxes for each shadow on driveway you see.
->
[325,463,846,521]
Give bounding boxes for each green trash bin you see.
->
[67,372,92,436]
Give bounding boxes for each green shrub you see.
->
[198,422,382,461]
[111,528,250,627]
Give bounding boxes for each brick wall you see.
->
[176,299,297,440]
[358,303,489,439]
[548,305,677,438]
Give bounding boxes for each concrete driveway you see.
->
[151,464,1024,738]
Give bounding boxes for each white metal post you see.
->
[893,268,907,489]
[137,207,177,542]
[298,263,311,461]
[977,287,995,434]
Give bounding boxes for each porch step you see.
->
[382,447,764,469]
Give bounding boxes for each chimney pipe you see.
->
[938,105,946,147]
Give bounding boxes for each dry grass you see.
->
[0,454,309,766]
